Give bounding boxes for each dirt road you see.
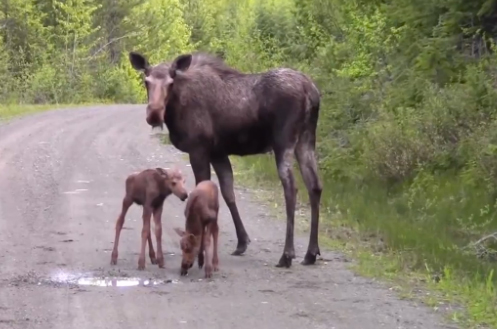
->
[0,105,456,329]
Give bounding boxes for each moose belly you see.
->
[217,129,273,156]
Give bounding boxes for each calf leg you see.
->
[189,150,211,267]
[153,205,165,268]
[203,224,214,278]
[148,233,157,265]
[211,156,250,256]
[295,139,323,265]
[138,205,153,270]
[274,145,298,268]
[212,221,219,272]
[198,222,205,269]
[111,196,133,265]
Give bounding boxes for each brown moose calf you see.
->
[111,167,188,270]
[174,180,220,278]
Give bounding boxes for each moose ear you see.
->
[170,54,192,78]
[129,52,150,72]
[173,227,185,237]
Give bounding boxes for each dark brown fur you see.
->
[174,180,219,278]
[110,167,188,270]
[129,51,323,268]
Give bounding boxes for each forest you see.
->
[2,0,497,325]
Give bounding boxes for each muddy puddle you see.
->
[47,276,179,288]
[12,270,180,288]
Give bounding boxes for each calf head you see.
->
[173,227,200,275]
[129,52,193,128]
[156,167,188,201]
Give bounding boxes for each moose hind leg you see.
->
[274,146,297,268]
[211,156,250,256]
[295,138,323,265]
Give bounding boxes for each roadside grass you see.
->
[229,154,497,329]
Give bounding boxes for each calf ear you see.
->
[173,227,185,237]
[187,233,196,245]
[129,52,150,72]
[169,54,192,78]
[155,167,168,178]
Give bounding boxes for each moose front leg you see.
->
[189,151,211,185]
[211,156,250,256]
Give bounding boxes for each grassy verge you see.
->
[229,154,497,329]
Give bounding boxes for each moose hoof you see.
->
[301,247,321,266]
[150,256,158,265]
[275,251,295,268]
[231,238,250,256]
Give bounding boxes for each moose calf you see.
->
[111,167,188,270]
[174,180,220,278]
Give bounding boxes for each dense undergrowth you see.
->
[3,0,497,325]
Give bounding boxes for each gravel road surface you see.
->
[0,105,457,329]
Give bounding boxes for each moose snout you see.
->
[180,192,188,201]
[146,106,164,128]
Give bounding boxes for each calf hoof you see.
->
[213,257,219,272]
[180,269,188,276]
[137,258,146,270]
[157,257,165,269]
[205,265,213,278]
[275,250,295,268]
[231,236,250,256]
[150,256,158,265]
[110,252,118,265]
[301,247,321,266]
[198,253,204,269]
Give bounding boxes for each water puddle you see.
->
[72,277,170,287]
[63,188,89,195]
[34,270,180,288]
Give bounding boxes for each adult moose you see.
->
[128,51,323,268]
